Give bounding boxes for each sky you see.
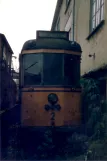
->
[0,0,57,70]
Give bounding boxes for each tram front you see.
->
[19,31,82,128]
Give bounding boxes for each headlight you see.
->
[48,93,58,105]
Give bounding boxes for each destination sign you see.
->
[36,30,69,40]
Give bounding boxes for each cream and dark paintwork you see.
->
[21,49,81,55]
[20,48,81,127]
[20,30,82,127]
[21,88,81,126]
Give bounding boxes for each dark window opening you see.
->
[43,54,63,85]
[64,54,80,87]
[23,54,42,86]
[22,53,80,87]
[66,0,70,8]
[90,0,104,32]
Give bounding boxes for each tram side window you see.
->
[64,55,80,86]
[23,54,43,86]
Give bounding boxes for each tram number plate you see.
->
[51,112,55,120]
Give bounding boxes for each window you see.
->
[66,0,70,7]
[91,0,104,31]
[22,53,80,87]
[22,53,63,86]
[43,53,63,85]
[23,54,43,86]
[56,18,60,31]
[64,55,80,86]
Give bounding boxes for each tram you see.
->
[19,31,82,128]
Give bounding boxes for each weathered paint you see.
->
[21,87,81,126]
[21,49,81,56]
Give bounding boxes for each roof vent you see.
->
[36,30,69,40]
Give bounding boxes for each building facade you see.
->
[51,0,74,41]
[51,0,106,98]
[0,34,18,159]
[0,33,17,110]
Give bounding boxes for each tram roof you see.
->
[21,31,82,52]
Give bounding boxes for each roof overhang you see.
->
[0,33,14,54]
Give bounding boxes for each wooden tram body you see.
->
[19,31,82,128]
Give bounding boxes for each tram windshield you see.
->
[22,53,80,86]
[23,54,43,85]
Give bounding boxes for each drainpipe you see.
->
[72,0,75,41]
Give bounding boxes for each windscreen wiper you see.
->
[25,62,38,71]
